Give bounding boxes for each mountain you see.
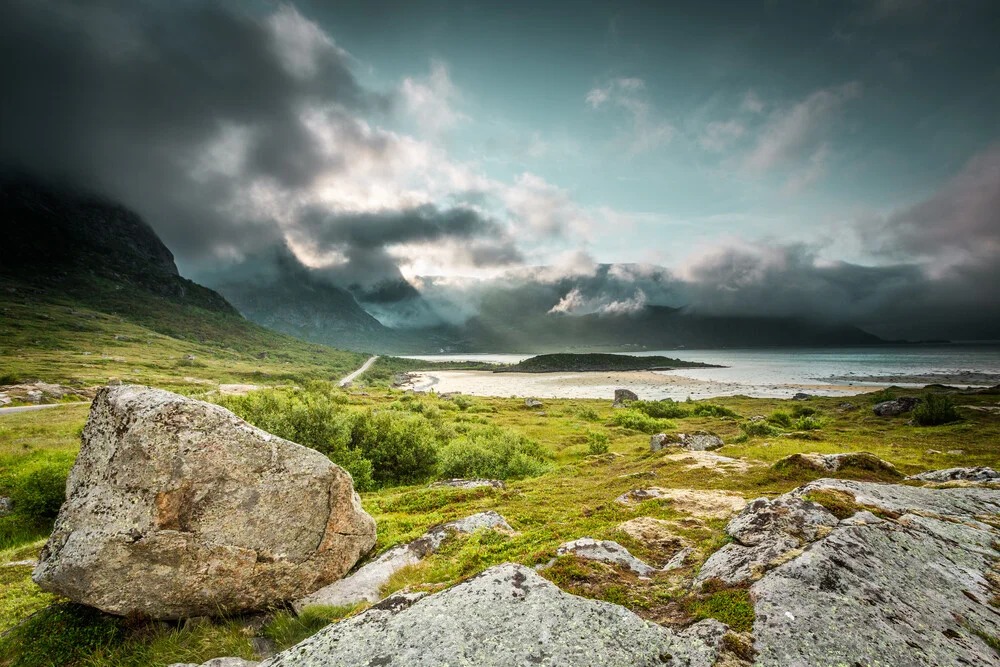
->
[0,176,368,385]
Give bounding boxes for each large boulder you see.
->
[613,388,638,407]
[872,396,920,416]
[32,385,376,619]
[556,538,657,576]
[260,563,728,667]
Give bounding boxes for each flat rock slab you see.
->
[32,385,376,619]
[261,563,728,667]
[906,466,1000,483]
[294,511,512,611]
[169,659,259,667]
[556,538,657,575]
[616,487,746,519]
[714,478,1000,665]
[616,517,688,552]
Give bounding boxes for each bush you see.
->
[912,394,960,426]
[767,411,793,428]
[630,399,689,419]
[739,420,783,438]
[792,416,823,431]
[691,404,740,419]
[451,395,475,411]
[8,462,69,519]
[790,404,817,418]
[575,406,601,422]
[587,431,610,455]
[438,425,552,480]
[340,410,439,486]
[610,409,674,434]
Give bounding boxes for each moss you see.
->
[722,632,758,662]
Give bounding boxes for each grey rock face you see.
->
[906,466,1000,483]
[774,451,899,477]
[261,563,728,667]
[168,659,259,667]
[613,388,639,407]
[678,432,724,451]
[556,538,657,576]
[32,385,376,619]
[649,433,671,451]
[525,398,543,408]
[791,392,811,400]
[738,479,1000,665]
[428,478,506,489]
[872,396,920,416]
[294,511,512,611]
[697,496,838,585]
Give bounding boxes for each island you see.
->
[492,353,723,373]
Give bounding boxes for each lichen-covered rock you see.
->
[525,397,543,408]
[294,512,512,611]
[613,388,639,407]
[773,451,901,478]
[649,433,670,451]
[697,496,838,584]
[428,478,505,490]
[32,385,377,619]
[906,466,1000,483]
[556,538,657,575]
[261,564,728,667]
[677,432,724,451]
[697,478,1000,665]
[168,659,259,667]
[872,396,920,416]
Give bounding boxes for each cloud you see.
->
[400,59,468,136]
[502,173,596,239]
[741,90,764,114]
[586,78,675,154]
[745,82,861,172]
[783,143,830,194]
[700,120,745,152]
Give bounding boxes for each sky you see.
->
[2,0,999,339]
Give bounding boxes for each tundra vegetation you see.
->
[2,370,999,665]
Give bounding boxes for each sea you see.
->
[403,344,1000,399]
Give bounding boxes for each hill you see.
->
[0,177,369,388]
[494,353,721,373]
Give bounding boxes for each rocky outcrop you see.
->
[428,478,505,490]
[613,388,639,407]
[650,432,723,452]
[697,496,839,584]
[773,451,901,478]
[556,538,658,576]
[872,396,920,416]
[0,382,95,404]
[906,466,1000,483]
[702,478,1000,665]
[524,398,543,408]
[261,563,729,667]
[32,385,376,619]
[294,512,512,611]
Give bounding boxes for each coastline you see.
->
[399,369,890,400]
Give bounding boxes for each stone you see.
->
[524,398,543,408]
[697,496,838,585]
[613,388,639,407]
[649,432,671,451]
[616,517,687,552]
[260,564,728,667]
[746,478,1000,666]
[556,537,658,575]
[428,478,505,490]
[907,466,1000,483]
[294,512,512,611]
[32,385,376,619]
[837,402,856,410]
[168,660,258,667]
[615,487,746,519]
[664,450,752,474]
[0,393,10,407]
[677,432,724,451]
[773,451,901,478]
[947,449,966,455]
[662,547,695,571]
[872,396,920,416]
[0,496,11,518]
[791,392,811,400]
[219,384,263,395]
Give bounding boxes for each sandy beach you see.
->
[400,369,888,400]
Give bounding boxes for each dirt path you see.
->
[339,356,379,386]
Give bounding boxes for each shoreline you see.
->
[400,369,890,400]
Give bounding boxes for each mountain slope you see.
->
[0,177,368,386]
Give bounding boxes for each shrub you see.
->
[739,420,783,438]
[912,394,961,426]
[630,399,689,419]
[575,406,601,422]
[691,404,740,419]
[340,410,439,486]
[438,425,552,480]
[792,416,823,431]
[767,411,793,428]
[8,462,69,519]
[790,405,817,418]
[610,410,674,434]
[451,395,475,411]
[587,431,610,455]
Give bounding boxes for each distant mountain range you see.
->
[1,177,886,354]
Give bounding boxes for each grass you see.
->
[2,374,1000,664]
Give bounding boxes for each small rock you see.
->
[251,637,278,659]
[873,396,920,417]
[662,547,695,571]
[168,659,259,667]
[613,388,639,407]
[557,537,657,575]
[749,415,767,422]
[791,392,811,401]
[926,449,942,455]
[947,449,966,455]
[524,398,542,408]
[428,479,505,490]
[907,467,1000,483]
[185,355,197,361]
[838,402,856,410]
[678,432,724,451]
[0,393,9,407]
